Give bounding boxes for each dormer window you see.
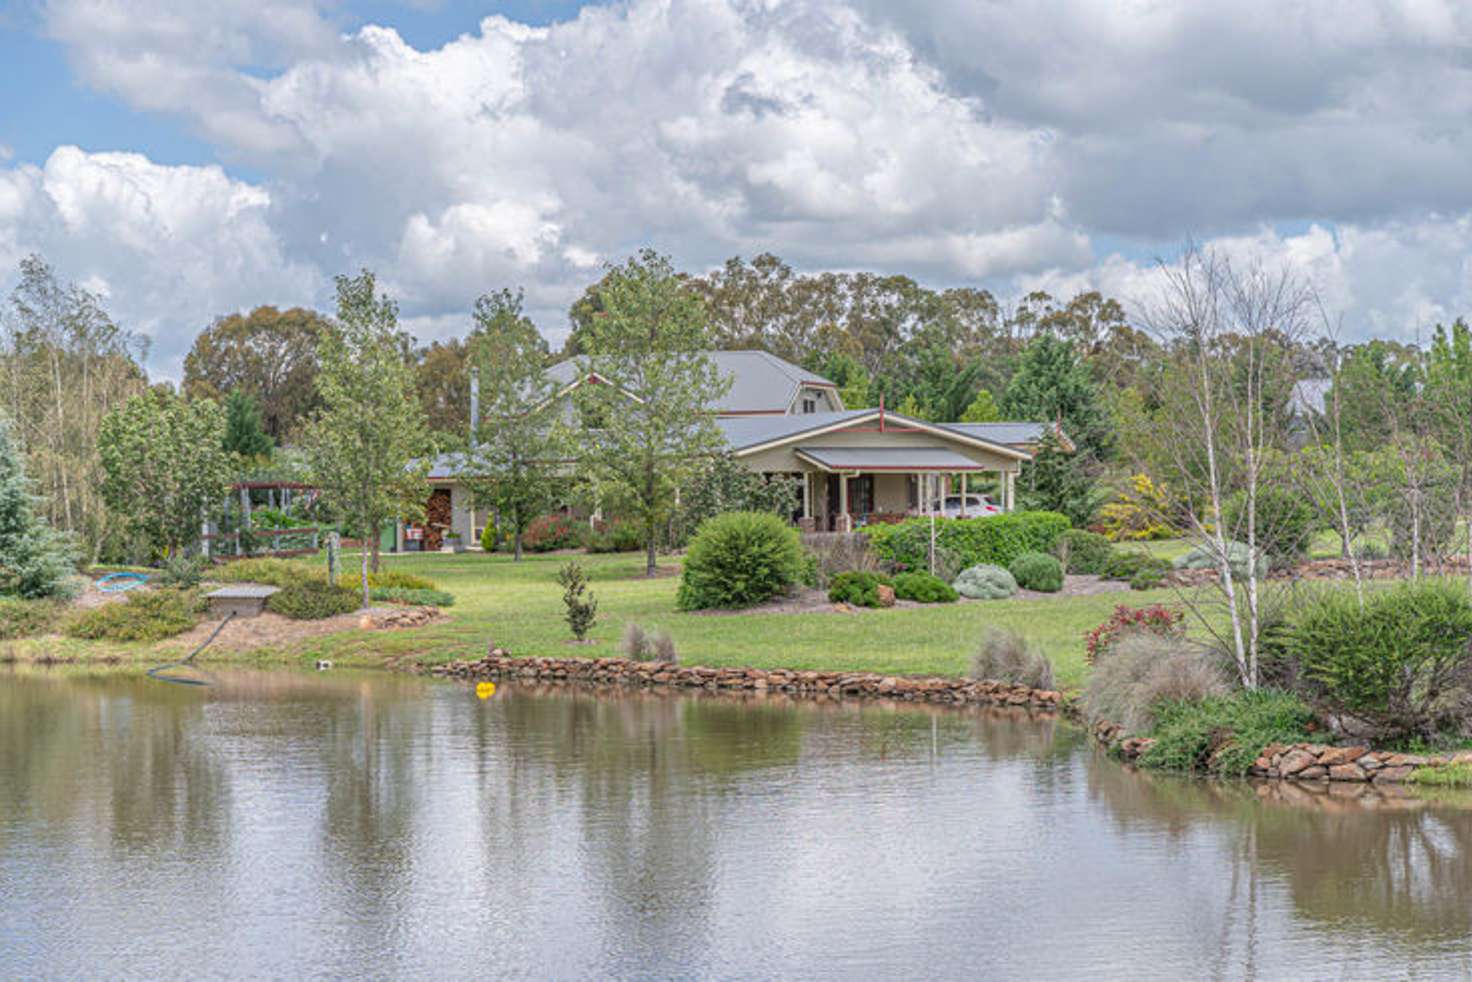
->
[802,395,818,414]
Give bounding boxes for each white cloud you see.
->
[0,147,319,378]
[11,0,1472,371]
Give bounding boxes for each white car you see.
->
[940,494,1001,517]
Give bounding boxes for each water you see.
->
[4,669,1472,980]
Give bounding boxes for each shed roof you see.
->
[940,421,1074,451]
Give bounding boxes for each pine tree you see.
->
[0,415,78,598]
[1017,430,1106,527]
[223,390,274,460]
[960,389,1001,423]
[1002,333,1113,460]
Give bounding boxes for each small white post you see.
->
[839,473,851,532]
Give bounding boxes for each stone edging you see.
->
[1091,719,1472,785]
[429,651,1064,709]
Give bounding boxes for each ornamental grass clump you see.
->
[969,628,1055,690]
[952,563,1017,600]
[1282,581,1472,743]
[676,511,805,611]
[619,621,678,664]
[1009,552,1063,592]
[891,571,957,604]
[1079,632,1232,736]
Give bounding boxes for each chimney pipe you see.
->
[469,367,480,445]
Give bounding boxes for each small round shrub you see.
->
[367,569,436,591]
[1009,552,1063,592]
[1100,550,1171,583]
[952,564,1017,600]
[585,518,644,553]
[828,570,894,607]
[267,581,361,619]
[891,571,958,604]
[1174,541,1268,580]
[523,514,583,552]
[1055,529,1114,574]
[369,586,455,607]
[676,511,806,611]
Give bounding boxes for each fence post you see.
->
[326,531,341,586]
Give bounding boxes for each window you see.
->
[801,393,818,414]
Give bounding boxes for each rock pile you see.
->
[365,606,440,630]
[431,650,1064,709]
[1093,717,1472,784]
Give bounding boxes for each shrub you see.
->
[861,511,1071,574]
[214,557,318,588]
[1283,581,1472,742]
[557,561,598,639]
[1129,565,1169,591]
[1009,552,1063,592]
[369,586,455,607]
[585,518,644,553]
[1138,690,1316,776]
[891,571,958,604]
[969,628,1055,690]
[1079,632,1232,735]
[1173,540,1267,580]
[952,564,1017,600]
[523,514,583,552]
[366,569,436,591]
[801,532,880,589]
[266,581,360,619]
[1224,487,1317,568]
[1096,474,1178,541]
[1099,550,1169,582]
[0,597,63,639]
[1055,529,1114,574]
[827,570,893,607]
[65,589,199,641]
[1084,604,1186,664]
[676,511,806,611]
[157,553,207,589]
[480,523,503,552]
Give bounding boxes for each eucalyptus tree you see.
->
[572,250,729,577]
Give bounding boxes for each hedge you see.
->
[861,511,1071,572]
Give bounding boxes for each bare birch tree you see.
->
[1136,245,1311,689]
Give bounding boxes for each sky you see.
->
[4,0,1472,379]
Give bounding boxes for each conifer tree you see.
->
[0,415,77,598]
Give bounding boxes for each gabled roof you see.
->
[795,447,994,472]
[718,409,1031,460]
[546,349,837,415]
[940,421,1075,452]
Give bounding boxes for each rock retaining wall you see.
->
[430,650,1064,709]
[1092,719,1472,784]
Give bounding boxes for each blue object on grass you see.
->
[97,572,148,593]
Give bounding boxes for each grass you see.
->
[1409,763,1472,788]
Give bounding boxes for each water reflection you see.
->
[5,668,1472,979]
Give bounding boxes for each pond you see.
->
[4,669,1472,979]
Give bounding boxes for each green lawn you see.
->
[277,549,1169,690]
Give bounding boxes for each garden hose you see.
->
[145,611,236,687]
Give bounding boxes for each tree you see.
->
[1017,430,1105,526]
[98,387,231,559]
[463,288,565,561]
[182,306,330,441]
[573,250,730,576]
[223,390,274,461]
[0,414,77,598]
[960,389,1002,423]
[302,271,430,606]
[1002,333,1114,461]
[1,255,147,560]
[415,338,472,441]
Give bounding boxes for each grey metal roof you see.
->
[716,410,873,451]
[795,446,994,472]
[424,451,471,481]
[941,422,1051,447]
[547,349,836,414]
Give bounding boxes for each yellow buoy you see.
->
[475,681,496,700]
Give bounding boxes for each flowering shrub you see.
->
[1096,474,1178,541]
[1084,603,1185,664]
[523,513,583,552]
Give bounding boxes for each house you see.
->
[402,351,1065,547]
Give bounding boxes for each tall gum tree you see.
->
[573,250,729,577]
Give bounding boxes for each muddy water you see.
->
[3,669,1471,979]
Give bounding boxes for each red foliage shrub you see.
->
[523,513,583,552]
[1084,604,1185,664]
